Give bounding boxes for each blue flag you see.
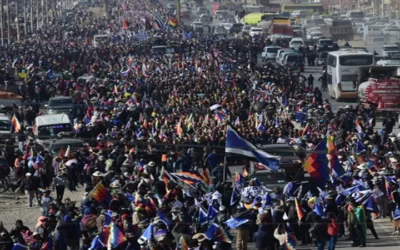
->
[89,235,105,250]
[141,224,153,241]
[226,125,280,171]
[12,244,27,250]
[225,218,249,229]
[207,205,218,220]
[364,196,379,213]
[205,223,219,239]
[198,207,207,225]
[35,153,44,164]
[314,203,324,216]
[357,141,366,154]
[264,193,273,207]
[230,188,239,206]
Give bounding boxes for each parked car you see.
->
[382,26,400,36]
[199,14,212,24]
[214,26,228,37]
[249,27,263,37]
[242,25,252,36]
[230,23,243,34]
[291,10,307,18]
[289,38,304,50]
[381,44,400,57]
[261,46,281,60]
[307,30,323,40]
[196,7,208,15]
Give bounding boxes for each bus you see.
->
[281,4,325,16]
[326,51,375,100]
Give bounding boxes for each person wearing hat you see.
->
[53,171,67,201]
[18,172,37,207]
[192,233,212,250]
[39,189,54,217]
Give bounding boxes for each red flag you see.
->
[122,18,130,30]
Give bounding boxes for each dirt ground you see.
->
[0,187,85,231]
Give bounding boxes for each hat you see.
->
[110,180,121,188]
[25,173,32,177]
[308,197,316,204]
[192,233,207,242]
[357,163,368,170]
[92,171,102,177]
[148,161,155,167]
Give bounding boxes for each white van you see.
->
[34,113,73,139]
[261,46,281,60]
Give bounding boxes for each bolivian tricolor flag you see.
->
[168,17,177,28]
[295,198,304,221]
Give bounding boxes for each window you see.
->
[339,55,373,66]
[327,55,337,67]
[341,74,358,81]
[327,74,332,84]
[267,47,279,53]
[0,120,10,131]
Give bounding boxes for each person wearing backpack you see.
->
[327,212,339,250]
[311,216,331,250]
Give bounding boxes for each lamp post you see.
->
[0,0,3,45]
[16,0,19,41]
[6,0,10,43]
[23,0,27,36]
[30,0,33,33]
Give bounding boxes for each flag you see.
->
[89,235,105,250]
[303,139,330,187]
[327,136,344,177]
[11,115,21,132]
[65,145,72,159]
[113,85,119,94]
[140,223,153,241]
[168,17,177,28]
[363,196,379,213]
[89,182,112,203]
[198,207,207,225]
[234,172,246,189]
[171,171,206,187]
[357,141,366,154]
[201,169,211,186]
[205,223,219,239]
[314,202,324,216]
[29,147,34,157]
[107,222,126,249]
[218,225,233,243]
[230,188,239,206]
[176,120,183,137]
[12,244,27,250]
[41,234,53,250]
[295,198,304,221]
[264,193,273,207]
[35,153,44,164]
[226,125,280,171]
[253,162,270,171]
[207,205,218,220]
[257,122,265,132]
[122,18,130,29]
[46,69,54,79]
[234,117,240,126]
[355,119,363,134]
[242,167,249,177]
[225,218,249,229]
[302,122,312,138]
[274,117,280,128]
[282,233,297,250]
[176,236,189,250]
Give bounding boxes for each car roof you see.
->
[35,113,71,126]
[50,138,85,146]
[49,96,73,101]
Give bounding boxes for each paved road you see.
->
[229,217,400,250]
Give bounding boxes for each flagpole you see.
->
[223,156,227,183]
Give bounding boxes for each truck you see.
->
[322,20,354,41]
[268,17,294,36]
[357,66,400,118]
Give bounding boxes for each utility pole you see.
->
[41,0,44,27]
[23,0,27,36]
[176,0,180,25]
[30,0,33,33]
[36,0,39,30]
[16,0,19,41]
[45,0,48,24]
[0,0,3,46]
[6,0,10,43]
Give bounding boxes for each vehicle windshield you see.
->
[38,124,72,137]
[291,41,303,45]
[383,46,399,51]
[49,99,73,106]
[253,172,287,184]
[378,60,400,65]
[320,40,334,46]
[0,120,10,131]
[341,74,358,82]
[252,28,262,31]
[267,47,280,53]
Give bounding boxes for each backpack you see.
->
[327,219,339,236]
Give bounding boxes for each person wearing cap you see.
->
[53,171,67,201]
[18,172,37,207]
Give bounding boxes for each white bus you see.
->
[326,51,374,100]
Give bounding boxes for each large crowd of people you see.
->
[0,0,399,250]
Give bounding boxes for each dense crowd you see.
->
[0,0,399,250]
